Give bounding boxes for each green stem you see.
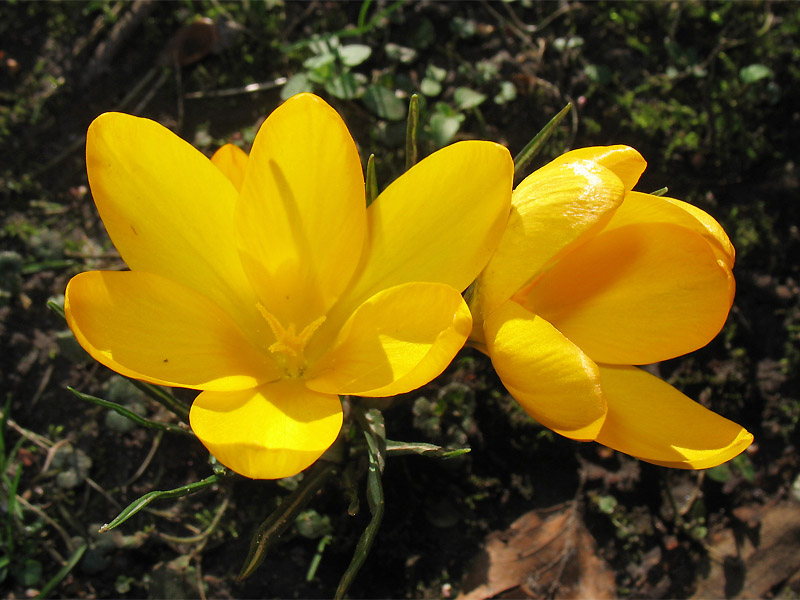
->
[238,461,337,581]
[334,430,385,599]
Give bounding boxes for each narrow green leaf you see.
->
[385,439,471,459]
[21,259,74,275]
[405,94,419,171]
[342,462,361,516]
[34,542,87,600]
[366,154,378,207]
[650,186,669,197]
[100,474,219,532]
[46,300,65,320]
[238,462,336,581]
[6,467,22,553]
[67,388,191,436]
[356,0,373,30]
[0,395,11,460]
[305,535,332,582]
[128,380,190,421]
[354,407,385,472]
[513,102,572,177]
[335,431,385,599]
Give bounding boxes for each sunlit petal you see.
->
[86,112,262,334]
[66,271,278,391]
[190,381,343,479]
[663,196,735,268]
[550,145,646,192]
[603,191,735,269]
[307,282,471,396]
[211,143,249,192]
[521,222,733,364]
[474,159,625,318]
[335,140,512,323]
[595,365,753,469]
[484,300,606,439]
[236,93,366,324]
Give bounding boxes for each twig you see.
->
[84,476,122,509]
[15,494,76,554]
[158,496,230,546]
[123,431,163,487]
[184,77,287,99]
[0,412,54,450]
[41,438,72,474]
[31,363,54,407]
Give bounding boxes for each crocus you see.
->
[468,145,752,469]
[66,93,513,479]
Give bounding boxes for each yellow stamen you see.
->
[256,304,326,377]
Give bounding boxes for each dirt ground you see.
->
[2,2,799,598]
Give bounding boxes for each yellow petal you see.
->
[603,191,735,270]
[306,282,472,396]
[484,300,606,439]
[550,145,646,192]
[211,143,249,192]
[521,222,733,365]
[86,112,262,335]
[336,140,512,321]
[65,271,278,391]
[190,381,343,479]
[663,196,735,268]
[474,159,626,319]
[235,93,366,325]
[595,365,753,469]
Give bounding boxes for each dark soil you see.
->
[2,2,799,598]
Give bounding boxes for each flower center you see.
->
[257,304,326,378]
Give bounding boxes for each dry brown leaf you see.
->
[458,504,615,600]
[691,499,800,599]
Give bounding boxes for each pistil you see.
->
[257,303,326,377]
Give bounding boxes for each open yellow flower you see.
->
[66,93,513,479]
[468,145,752,469]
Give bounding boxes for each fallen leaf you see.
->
[458,503,615,599]
[691,499,800,598]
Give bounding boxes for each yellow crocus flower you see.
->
[66,93,513,479]
[468,145,752,469]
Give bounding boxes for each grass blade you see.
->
[405,94,419,170]
[238,461,336,581]
[366,154,378,206]
[100,474,219,532]
[385,439,470,459]
[334,429,385,599]
[34,541,88,600]
[67,387,192,436]
[128,379,190,421]
[46,300,65,320]
[513,102,572,177]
